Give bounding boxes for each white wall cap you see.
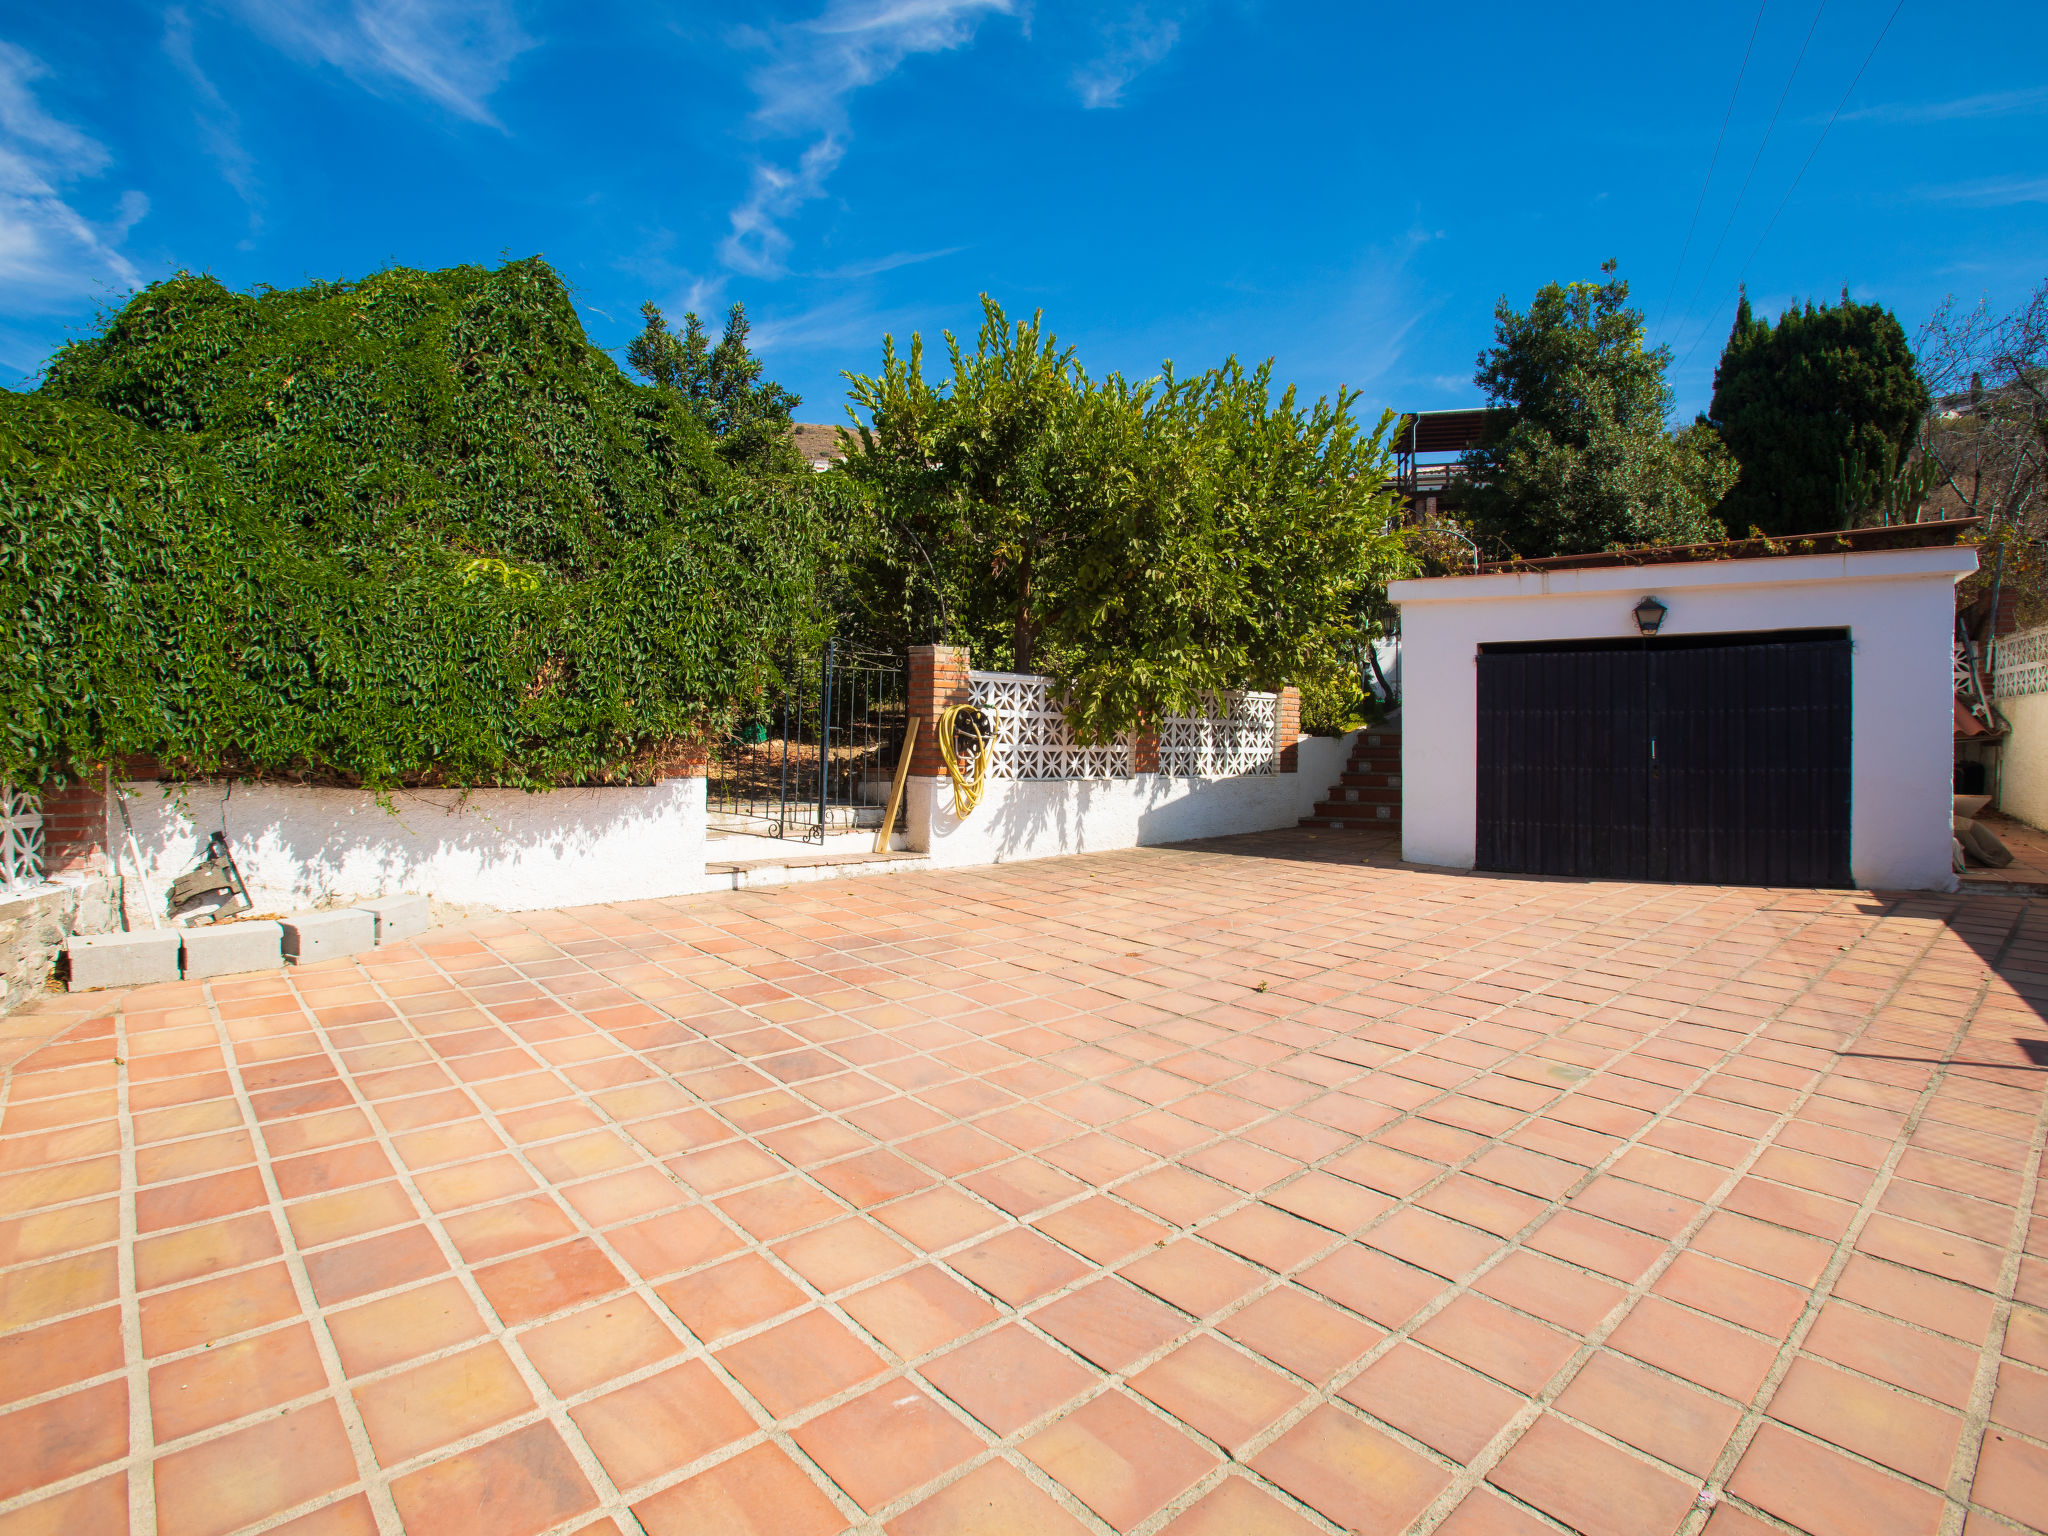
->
[1390,543,1977,607]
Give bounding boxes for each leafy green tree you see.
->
[5,258,842,789]
[627,301,803,473]
[1463,262,1736,557]
[839,297,1412,741]
[1708,288,1930,534]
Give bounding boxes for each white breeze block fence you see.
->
[116,777,713,916]
[907,670,1348,867]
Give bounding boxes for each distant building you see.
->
[792,423,847,472]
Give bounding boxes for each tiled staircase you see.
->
[1300,720,1401,832]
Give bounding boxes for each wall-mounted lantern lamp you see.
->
[1633,595,1668,636]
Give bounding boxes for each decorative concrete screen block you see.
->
[65,929,182,989]
[1991,624,2048,698]
[1159,690,1280,777]
[351,894,432,944]
[181,921,284,979]
[968,671,1132,780]
[282,909,376,964]
[1,782,43,893]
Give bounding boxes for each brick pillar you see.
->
[908,644,971,777]
[1276,687,1301,774]
[1132,721,1160,775]
[42,772,112,877]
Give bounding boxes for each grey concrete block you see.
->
[351,894,433,944]
[64,929,182,989]
[280,909,376,964]
[180,921,284,979]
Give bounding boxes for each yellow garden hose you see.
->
[938,703,995,819]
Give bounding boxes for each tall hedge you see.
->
[1,258,840,789]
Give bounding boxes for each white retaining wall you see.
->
[1391,544,1974,893]
[904,733,1356,867]
[116,777,711,915]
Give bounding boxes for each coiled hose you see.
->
[938,703,994,819]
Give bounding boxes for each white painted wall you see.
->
[116,777,711,915]
[905,733,1355,867]
[1389,545,1975,893]
[1994,691,2048,831]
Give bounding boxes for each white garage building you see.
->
[1389,524,1978,893]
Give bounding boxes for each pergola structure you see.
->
[1390,408,1495,513]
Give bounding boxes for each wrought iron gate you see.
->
[708,645,907,842]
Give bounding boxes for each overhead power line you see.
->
[1671,0,1829,340]
[1659,0,1771,330]
[1678,0,1911,371]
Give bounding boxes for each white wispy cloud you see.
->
[1836,85,2048,125]
[1072,7,1181,110]
[812,245,962,279]
[721,0,1013,277]
[0,41,146,315]
[1923,176,2048,208]
[163,8,261,237]
[227,0,534,127]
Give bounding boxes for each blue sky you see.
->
[3,1,2044,429]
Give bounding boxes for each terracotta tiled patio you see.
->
[3,829,2046,1536]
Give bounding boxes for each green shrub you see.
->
[2,258,840,789]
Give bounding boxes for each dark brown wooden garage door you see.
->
[1475,630,1852,887]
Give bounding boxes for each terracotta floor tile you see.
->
[389,1420,598,1536]
[608,1205,745,1281]
[1435,1488,1558,1535]
[876,1187,1006,1250]
[1202,1203,1332,1271]
[570,1359,756,1489]
[1608,1295,1777,1401]
[716,1307,887,1416]
[1833,1254,1997,1344]
[326,1276,487,1377]
[0,1475,130,1536]
[1693,1210,1835,1288]
[1990,1360,2048,1439]
[561,1165,688,1227]
[1341,1341,1523,1462]
[1803,1302,1981,1407]
[304,1225,449,1307]
[1298,1243,1448,1329]
[1365,1207,1503,1281]
[1415,1294,1578,1394]
[1252,1404,1449,1534]
[1728,1421,1944,1536]
[1766,1356,1962,1485]
[475,1237,625,1326]
[153,1399,357,1536]
[887,1457,1092,1536]
[1031,1277,1190,1371]
[951,1226,1092,1304]
[1523,1209,1663,1284]
[1972,1429,2048,1530]
[1156,1475,1325,1535]
[0,1307,124,1407]
[774,1217,914,1294]
[0,1378,128,1502]
[1119,1238,1263,1317]
[633,1442,846,1535]
[1221,1285,1383,1384]
[442,1194,580,1264]
[140,1262,301,1356]
[1490,1414,1694,1536]
[413,1154,538,1214]
[1555,1350,1742,1477]
[267,1492,380,1535]
[1654,1249,1808,1337]
[284,1181,416,1250]
[1472,1248,1624,1334]
[517,1292,683,1396]
[841,1265,1000,1357]
[1034,1196,1170,1265]
[1130,1334,1305,1454]
[923,1324,1100,1434]
[1023,1388,1218,1530]
[355,1340,534,1465]
[792,1380,984,1512]
[150,1322,328,1443]
[1115,1166,1238,1226]
[959,1157,1087,1218]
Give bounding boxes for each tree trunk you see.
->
[1014,546,1034,672]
